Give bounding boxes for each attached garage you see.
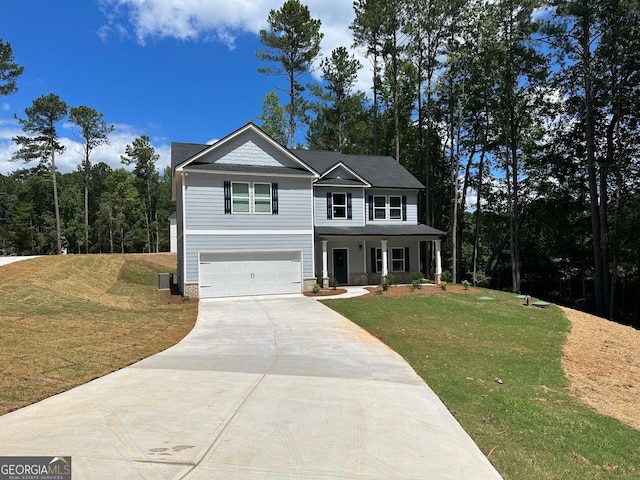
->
[198,251,302,298]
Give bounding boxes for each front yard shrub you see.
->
[462,280,470,290]
[440,281,448,291]
[312,283,321,293]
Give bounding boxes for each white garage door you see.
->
[199,251,302,298]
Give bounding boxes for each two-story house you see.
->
[171,123,445,298]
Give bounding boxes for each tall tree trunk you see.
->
[581,13,606,317]
[84,151,90,254]
[51,150,62,255]
[472,149,486,286]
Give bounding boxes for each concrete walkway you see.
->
[0,255,40,267]
[0,295,503,479]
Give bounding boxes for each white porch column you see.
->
[381,239,388,277]
[321,240,329,288]
[434,239,442,284]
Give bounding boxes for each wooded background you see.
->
[1,0,639,327]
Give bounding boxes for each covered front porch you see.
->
[315,225,445,287]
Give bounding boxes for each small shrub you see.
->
[381,276,390,291]
[411,279,422,290]
[441,271,452,283]
[462,280,470,290]
[410,271,423,283]
[312,283,321,293]
[440,281,448,291]
[329,276,338,289]
[384,273,395,286]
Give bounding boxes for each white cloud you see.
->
[0,118,171,175]
[97,0,371,91]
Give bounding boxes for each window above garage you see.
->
[224,181,278,215]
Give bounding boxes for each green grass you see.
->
[0,254,197,415]
[324,290,640,480]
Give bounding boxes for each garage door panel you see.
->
[199,252,302,298]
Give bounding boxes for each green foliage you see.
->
[257,0,323,148]
[440,281,447,291]
[462,280,470,290]
[325,291,640,479]
[312,283,321,293]
[0,39,24,96]
[384,272,394,286]
[441,271,452,283]
[257,91,287,146]
[13,93,68,254]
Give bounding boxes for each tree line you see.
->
[0,39,171,255]
[2,0,639,326]
[256,0,640,326]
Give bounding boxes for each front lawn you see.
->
[324,290,640,480]
[0,254,197,415]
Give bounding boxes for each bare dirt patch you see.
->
[560,306,640,430]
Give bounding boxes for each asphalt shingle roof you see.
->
[171,141,425,190]
[291,150,424,190]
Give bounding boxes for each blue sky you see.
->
[0,0,363,175]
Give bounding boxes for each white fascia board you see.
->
[175,123,319,177]
[180,167,316,179]
[317,161,371,186]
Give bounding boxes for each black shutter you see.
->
[224,181,231,214]
[370,248,377,273]
[368,195,374,221]
[347,192,352,220]
[402,196,407,221]
[272,182,278,214]
[327,192,332,219]
[405,247,410,272]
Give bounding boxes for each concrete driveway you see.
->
[0,295,502,479]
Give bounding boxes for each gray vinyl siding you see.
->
[314,186,365,227]
[176,176,184,290]
[366,189,419,225]
[185,234,314,282]
[315,239,421,277]
[199,134,303,169]
[184,172,313,231]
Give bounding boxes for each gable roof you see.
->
[173,123,318,177]
[291,150,424,190]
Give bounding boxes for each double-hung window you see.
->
[391,247,405,272]
[254,183,272,214]
[374,196,386,219]
[389,196,402,220]
[332,193,347,219]
[369,195,406,221]
[227,181,277,214]
[231,182,250,213]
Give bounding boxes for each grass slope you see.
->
[324,290,640,480]
[0,254,197,415]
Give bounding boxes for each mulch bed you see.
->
[303,288,348,297]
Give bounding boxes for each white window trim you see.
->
[391,247,405,272]
[373,195,403,221]
[253,182,272,215]
[373,195,386,220]
[332,192,347,219]
[231,181,250,214]
[389,195,402,220]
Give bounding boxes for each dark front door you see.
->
[333,249,348,285]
